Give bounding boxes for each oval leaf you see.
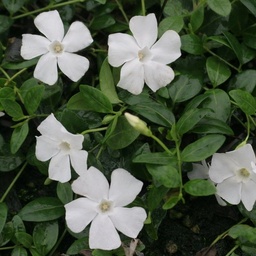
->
[184,179,216,196]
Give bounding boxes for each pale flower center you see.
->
[138,46,152,63]
[239,168,250,177]
[49,41,64,55]
[59,141,71,151]
[236,167,251,182]
[98,199,113,214]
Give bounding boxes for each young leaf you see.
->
[207,0,231,16]
[183,179,216,196]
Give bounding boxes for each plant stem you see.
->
[225,244,240,256]
[175,139,184,202]
[141,0,146,15]
[81,126,108,135]
[5,68,27,86]
[150,134,173,155]
[0,67,10,80]
[0,162,28,203]
[115,0,129,24]
[12,0,86,20]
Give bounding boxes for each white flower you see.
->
[35,113,88,183]
[108,13,181,95]
[65,166,147,250]
[0,112,4,117]
[209,144,256,211]
[21,10,93,85]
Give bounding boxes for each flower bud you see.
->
[124,112,152,137]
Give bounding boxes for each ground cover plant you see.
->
[1,0,256,255]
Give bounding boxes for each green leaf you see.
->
[130,102,175,127]
[184,179,216,196]
[2,0,25,14]
[0,15,13,33]
[33,222,58,255]
[207,0,231,16]
[0,203,8,233]
[206,56,231,87]
[243,25,256,49]
[162,195,181,210]
[146,164,180,188]
[18,197,64,222]
[133,152,176,165]
[79,85,113,113]
[147,186,169,212]
[57,182,73,204]
[2,58,38,69]
[228,224,256,243]
[10,122,29,154]
[90,14,115,30]
[181,134,226,162]
[11,246,27,256]
[106,116,140,149]
[99,58,120,104]
[0,99,24,120]
[240,0,256,17]
[169,75,202,103]
[181,34,204,55]
[229,89,256,115]
[0,154,24,172]
[66,238,89,254]
[15,232,33,248]
[176,108,210,136]
[190,5,204,32]
[229,70,256,92]
[158,16,184,36]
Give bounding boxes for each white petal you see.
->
[215,194,227,206]
[108,33,139,67]
[34,10,64,41]
[65,198,98,233]
[241,180,256,211]
[151,30,181,64]
[69,149,88,176]
[129,13,157,48]
[144,61,174,92]
[109,168,143,207]
[216,176,242,205]
[35,136,59,161]
[110,207,146,238]
[187,161,209,180]
[71,166,109,201]
[34,53,58,85]
[48,153,71,183]
[57,52,89,82]
[62,21,93,52]
[117,60,144,95]
[209,153,238,183]
[89,214,121,250]
[21,34,50,59]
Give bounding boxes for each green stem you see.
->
[244,114,251,143]
[81,126,108,135]
[0,246,16,250]
[225,244,240,256]
[141,0,146,15]
[12,0,86,20]
[114,0,129,24]
[0,162,28,203]
[5,68,27,86]
[0,67,10,80]
[175,139,184,202]
[150,134,173,155]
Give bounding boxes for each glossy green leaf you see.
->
[0,15,13,33]
[0,99,24,120]
[18,197,65,222]
[190,5,204,32]
[162,195,181,210]
[2,0,25,13]
[181,34,204,55]
[240,0,256,17]
[15,232,33,248]
[184,179,216,196]
[11,246,27,256]
[79,84,113,113]
[146,164,180,188]
[99,58,120,104]
[0,203,8,233]
[206,56,231,87]
[33,222,58,255]
[181,134,226,162]
[207,0,231,16]
[57,182,73,204]
[158,16,184,36]
[229,89,256,115]
[133,152,176,165]
[106,116,139,149]
[229,70,256,92]
[10,121,29,154]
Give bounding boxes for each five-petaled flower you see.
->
[65,166,147,250]
[35,113,88,183]
[108,13,181,95]
[21,10,93,85]
[209,144,256,211]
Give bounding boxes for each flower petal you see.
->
[35,136,59,161]
[89,214,121,250]
[241,180,256,211]
[49,153,71,183]
[34,10,64,41]
[117,59,144,95]
[144,61,174,92]
[109,168,143,207]
[62,21,93,52]
[65,198,98,233]
[71,166,109,201]
[57,52,89,82]
[69,149,88,176]
[129,13,157,48]
[110,207,146,238]
[187,161,209,180]
[108,33,139,67]
[151,30,181,64]
[21,34,50,59]
[34,53,58,85]
[216,176,241,205]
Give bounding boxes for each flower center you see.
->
[138,46,152,63]
[239,168,250,178]
[59,141,71,151]
[98,199,113,214]
[49,41,64,55]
